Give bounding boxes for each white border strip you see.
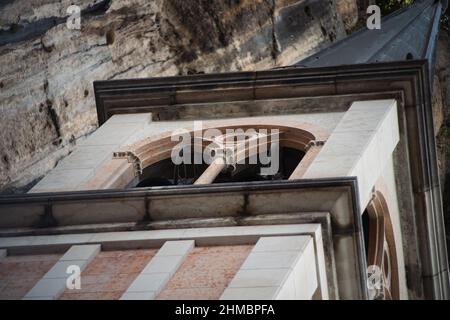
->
[23,244,100,300]
[120,240,194,300]
[0,224,321,251]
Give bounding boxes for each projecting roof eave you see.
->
[92,60,429,125]
[295,0,445,74]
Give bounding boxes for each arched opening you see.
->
[130,147,304,187]
[81,119,329,190]
[362,191,400,300]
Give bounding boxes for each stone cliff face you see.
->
[337,0,359,31]
[435,30,450,249]
[0,0,355,192]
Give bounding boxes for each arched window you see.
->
[81,119,328,190]
[362,191,400,300]
[131,146,304,188]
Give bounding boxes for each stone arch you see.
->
[81,118,329,190]
[364,190,400,300]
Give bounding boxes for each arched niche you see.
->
[362,190,400,300]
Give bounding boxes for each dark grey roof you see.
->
[296,0,446,69]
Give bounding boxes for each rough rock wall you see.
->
[435,30,450,252]
[337,0,359,31]
[0,0,352,192]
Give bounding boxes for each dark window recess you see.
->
[132,147,304,188]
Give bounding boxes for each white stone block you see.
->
[228,269,288,288]
[275,276,296,300]
[156,240,194,256]
[44,260,88,279]
[25,278,66,299]
[56,145,115,170]
[348,99,395,114]
[220,287,278,300]
[224,235,321,300]
[126,273,170,293]
[49,234,94,246]
[291,240,318,300]
[30,168,93,192]
[22,296,55,300]
[107,113,152,124]
[301,154,357,178]
[60,244,100,262]
[240,252,300,270]
[333,105,392,133]
[80,123,143,146]
[304,99,399,213]
[311,231,329,300]
[0,237,33,248]
[1,224,323,252]
[89,229,176,244]
[24,244,101,300]
[321,131,375,157]
[120,291,156,300]
[253,235,310,252]
[141,256,184,275]
[120,240,194,300]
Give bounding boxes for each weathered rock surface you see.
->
[436,31,450,183]
[435,30,450,248]
[337,0,359,31]
[0,0,351,192]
